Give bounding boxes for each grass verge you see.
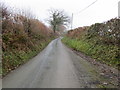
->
[62,37,120,69]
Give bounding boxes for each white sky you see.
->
[1,0,119,29]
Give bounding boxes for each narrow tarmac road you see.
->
[3,38,113,88]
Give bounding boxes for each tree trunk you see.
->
[53,25,56,33]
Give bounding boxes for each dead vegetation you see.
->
[1,3,56,76]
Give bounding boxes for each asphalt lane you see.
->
[3,38,105,88]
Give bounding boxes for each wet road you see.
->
[3,38,104,88]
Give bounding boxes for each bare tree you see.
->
[48,9,70,33]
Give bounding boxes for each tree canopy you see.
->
[48,9,70,33]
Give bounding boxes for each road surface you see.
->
[3,38,110,88]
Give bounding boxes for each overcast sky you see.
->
[1,0,119,29]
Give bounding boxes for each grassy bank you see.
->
[62,36,119,69]
[2,39,53,76]
[62,18,120,68]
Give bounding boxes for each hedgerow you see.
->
[62,18,120,68]
[1,4,55,76]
